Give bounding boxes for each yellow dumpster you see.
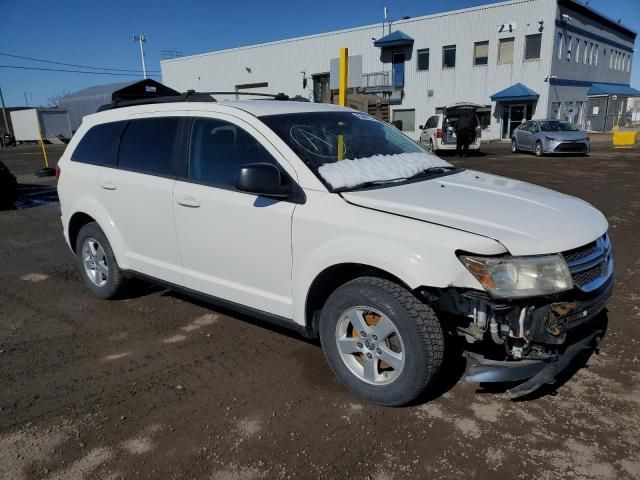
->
[613,130,638,147]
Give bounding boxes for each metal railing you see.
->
[362,71,392,90]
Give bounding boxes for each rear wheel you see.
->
[534,141,544,157]
[319,277,444,406]
[511,139,519,153]
[75,222,127,299]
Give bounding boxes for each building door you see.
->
[392,53,405,87]
[501,104,532,139]
[312,73,330,103]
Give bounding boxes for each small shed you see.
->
[58,79,181,131]
[57,81,131,132]
[10,109,72,142]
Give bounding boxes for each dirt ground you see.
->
[1,140,639,480]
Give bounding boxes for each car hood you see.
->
[341,170,608,255]
[541,130,588,141]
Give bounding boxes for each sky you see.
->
[1,0,638,107]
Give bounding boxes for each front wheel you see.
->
[319,277,444,406]
[534,141,544,157]
[511,139,519,153]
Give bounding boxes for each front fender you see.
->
[291,191,507,325]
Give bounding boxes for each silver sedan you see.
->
[511,120,590,156]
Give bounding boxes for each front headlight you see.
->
[459,254,573,298]
[545,136,558,142]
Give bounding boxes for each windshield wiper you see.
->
[337,166,459,192]
[408,166,457,179]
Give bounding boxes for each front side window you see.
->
[498,37,514,64]
[261,111,453,191]
[71,121,126,166]
[188,117,278,188]
[417,48,430,71]
[118,117,181,176]
[474,41,489,66]
[442,45,456,68]
[524,34,542,60]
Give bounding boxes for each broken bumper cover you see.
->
[464,330,602,398]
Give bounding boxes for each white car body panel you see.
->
[342,169,608,256]
[290,190,506,325]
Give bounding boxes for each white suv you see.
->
[57,96,613,405]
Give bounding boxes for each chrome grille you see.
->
[562,233,613,292]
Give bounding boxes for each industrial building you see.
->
[161,0,638,140]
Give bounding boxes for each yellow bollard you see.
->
[338,47,348,107]
[338,47,348,161]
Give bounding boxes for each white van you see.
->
[419,103,482,153]
[57,94,612,405]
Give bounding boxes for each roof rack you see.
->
[97,80,304,112]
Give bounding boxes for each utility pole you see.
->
[133,34,147,79]
[24,91,29,107]
[0,87,10,136]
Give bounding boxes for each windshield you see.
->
[261,111,453,191]
[539,120,579,132]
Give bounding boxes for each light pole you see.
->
[133,34,147,79]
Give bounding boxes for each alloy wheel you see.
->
[335,307,405,385]
[82,237,109,287]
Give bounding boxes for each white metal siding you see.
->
[161,0,632,139]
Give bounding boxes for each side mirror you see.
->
[236,163,292,199]
[418,125,424,130]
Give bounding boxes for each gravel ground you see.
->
[0,140,639,480]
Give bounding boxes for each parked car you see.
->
[419,103,482,153]
[57,97,613,406]
[512,119,590,156]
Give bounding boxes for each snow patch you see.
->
[318,152,452,190]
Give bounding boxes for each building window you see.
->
[594,45,599,66]
[498,37,514,64]
[557,32,563,60]
[393,109,415,132]
[583,40,588,64]
[524,34,541,60]
[551,102,561,120]
[565,35,572,61]
[474,41,489,65]
[442,45,456,68]
[609,50,614,68]
[417,48,430,71]
[574,38,581,63]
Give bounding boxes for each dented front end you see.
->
[425,268,613,397]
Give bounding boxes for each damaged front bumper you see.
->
[427,275,614,397]
[464,329,602,398]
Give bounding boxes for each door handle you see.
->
[176,196,201,208]
[100,180,117,190]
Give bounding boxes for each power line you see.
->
[0,65,160,77]
[0,52,161,74]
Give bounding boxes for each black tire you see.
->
[75,222,127,299]
[511,139,519,153]
[429,139,436,153]
[319,277,444,406]
[534,141,544,157]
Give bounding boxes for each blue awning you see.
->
[373,30,414,48]
[490,83,539,102]
[588,83,640,96]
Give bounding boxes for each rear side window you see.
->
[118,117,181,176]
[188,117,279,188]
[70,121,126,166]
